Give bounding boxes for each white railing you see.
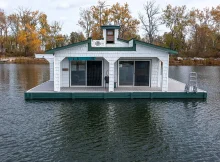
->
[91,40,105,47]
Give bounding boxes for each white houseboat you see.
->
[25,25,207,99]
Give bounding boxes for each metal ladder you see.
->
[185,72,198,92]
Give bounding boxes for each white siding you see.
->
[103,59,109,76]
[106,41,128,47]
[129,40,133,47]
[151,58,159,87]
[114,61,118,83]
[54,43,170,91]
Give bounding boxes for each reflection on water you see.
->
[0,64,220,161]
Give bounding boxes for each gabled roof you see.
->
[45,38,178,54]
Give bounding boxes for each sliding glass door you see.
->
[119,60,150,86]
[119,61,134,86]
[71,60,102,86]
[71,61,86,86]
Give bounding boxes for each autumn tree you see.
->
[110,2,140,40]
[47,21,63,49]
[187,8,217,57]
[8,13,20,52]
[78,8,94,38]
[139,1,160,43]
[91,1,110,39]
[162,5,189,52]
[70,32,85,43]
[78,1,140,40]
[39,13,50,51]
[0,9,9,54]
[211,5,220,55]
[17,8,41,56]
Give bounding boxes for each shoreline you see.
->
[0,57,48,64]
[1,57,220,66]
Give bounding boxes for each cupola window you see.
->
[106,29,114,44]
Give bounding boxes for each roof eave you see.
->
[169,51,178,55]
[134,39,178,55]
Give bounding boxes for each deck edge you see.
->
[24,91,207,100]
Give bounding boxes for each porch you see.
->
[25,78,207,99]
[36,54,170,92]
[26,78,205,93]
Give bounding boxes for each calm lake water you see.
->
[0,64,220,162]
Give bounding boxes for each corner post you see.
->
[54,57,64,92]
[160,56,169,92]
[45,58,54,81]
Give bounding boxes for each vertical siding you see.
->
[158,60,162,87]
[151,58,159,87]
[108,61,115,92]
[103,59,109,76]
[61,58,69,87]
[161,56,169,91]
[114,61,118,82]
[54,57,64,91]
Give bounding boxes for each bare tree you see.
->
[78,8,94,38]
[139,1,160,43]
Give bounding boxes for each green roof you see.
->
[45,38,178,54]
[101,25,120,30]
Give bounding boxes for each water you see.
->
[0,64,220,162]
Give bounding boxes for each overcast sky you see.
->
[0,0,219,36]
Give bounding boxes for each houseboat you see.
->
[25,25,207,99]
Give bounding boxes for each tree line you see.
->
[0,1,220,57]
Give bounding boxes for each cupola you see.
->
[101,25,120,44]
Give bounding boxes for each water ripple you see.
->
[1,65,220,161]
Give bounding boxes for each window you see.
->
[107,30,114,36]
[106,29,114,44]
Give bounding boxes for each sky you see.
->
[0,0,219,37]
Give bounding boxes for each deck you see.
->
[25,78,207,99]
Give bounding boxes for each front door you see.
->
[71,61,86,86]
[87,61,102,86]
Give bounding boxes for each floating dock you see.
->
[24,78,207,100]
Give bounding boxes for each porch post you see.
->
[109,60,115,92]
[45,58,54,81]
[54,57,65,92]
[104,57,119,92]
[160,56,169,92]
